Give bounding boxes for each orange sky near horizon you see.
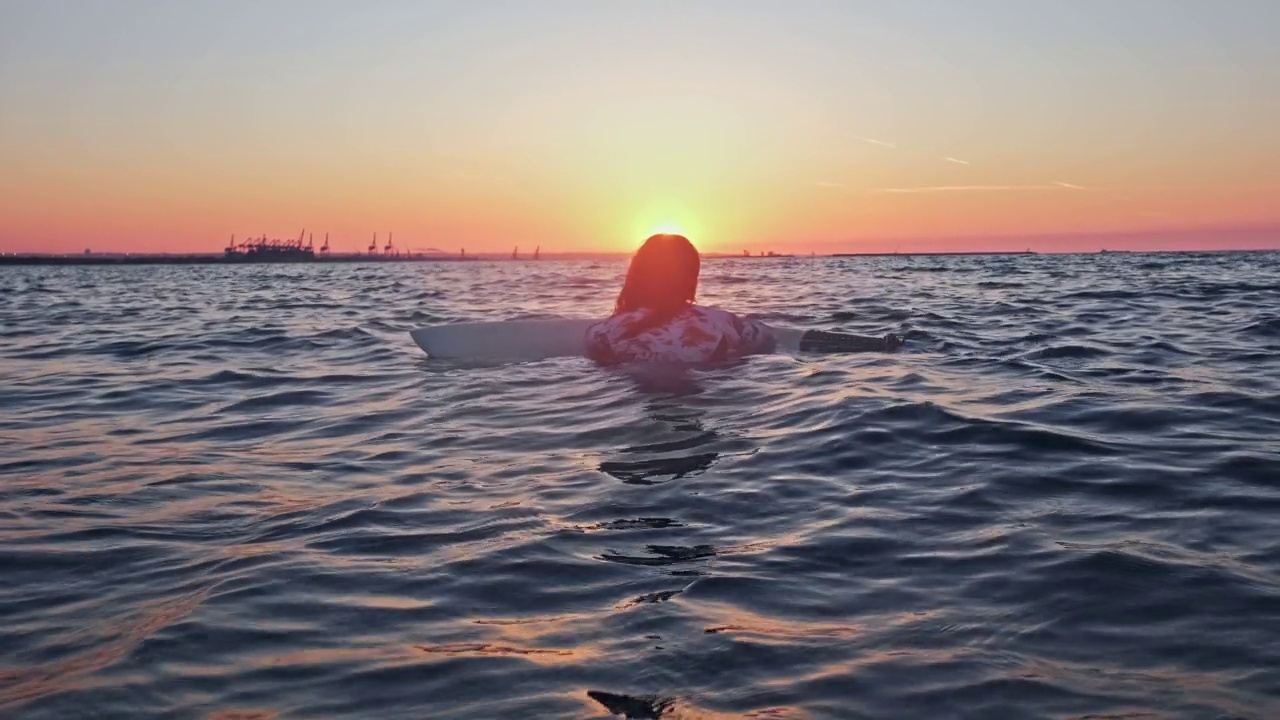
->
[2,2,1278,256]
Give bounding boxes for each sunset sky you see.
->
[1,0,1277,255]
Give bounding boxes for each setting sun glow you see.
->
[632,206,705,251]
[649,222,685,237]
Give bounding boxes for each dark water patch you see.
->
[1211,452,1280,487]
[1024,343,1111,360]
[1242,315,1280,337]
[587,690,672,718]
[599,544,718,567]
[570,518,685,532]
[191,369,285,389]
[618,589,684,608]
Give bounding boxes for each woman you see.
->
[585,234,902,364]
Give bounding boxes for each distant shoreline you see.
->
[0,247,1273,266]
[0,253,485,266]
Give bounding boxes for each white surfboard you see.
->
[410,318,805,362]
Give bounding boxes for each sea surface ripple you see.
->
[2,252,1279,719]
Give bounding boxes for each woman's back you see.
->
[585,304,775,364]
[586,233,898,364]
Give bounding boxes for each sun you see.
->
[629,204,705,249]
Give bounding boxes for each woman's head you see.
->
[615,234,701,316]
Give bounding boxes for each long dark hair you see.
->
[614,234,701,327]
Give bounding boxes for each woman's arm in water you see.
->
[759,324,903,354]
[798,329,903,353]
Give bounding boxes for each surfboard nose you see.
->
[408,318,596,363]
[409,328,434,355]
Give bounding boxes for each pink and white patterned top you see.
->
[585,305,776,364]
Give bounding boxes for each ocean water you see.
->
[2,252,1279,719]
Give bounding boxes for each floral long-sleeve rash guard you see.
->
[584,305,776,364]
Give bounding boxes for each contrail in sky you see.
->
[854,135,972,166]
[855,136,897,149]
[875,184,1074,194]
[844,137,1096,194]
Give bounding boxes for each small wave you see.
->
[222,389,332,413]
